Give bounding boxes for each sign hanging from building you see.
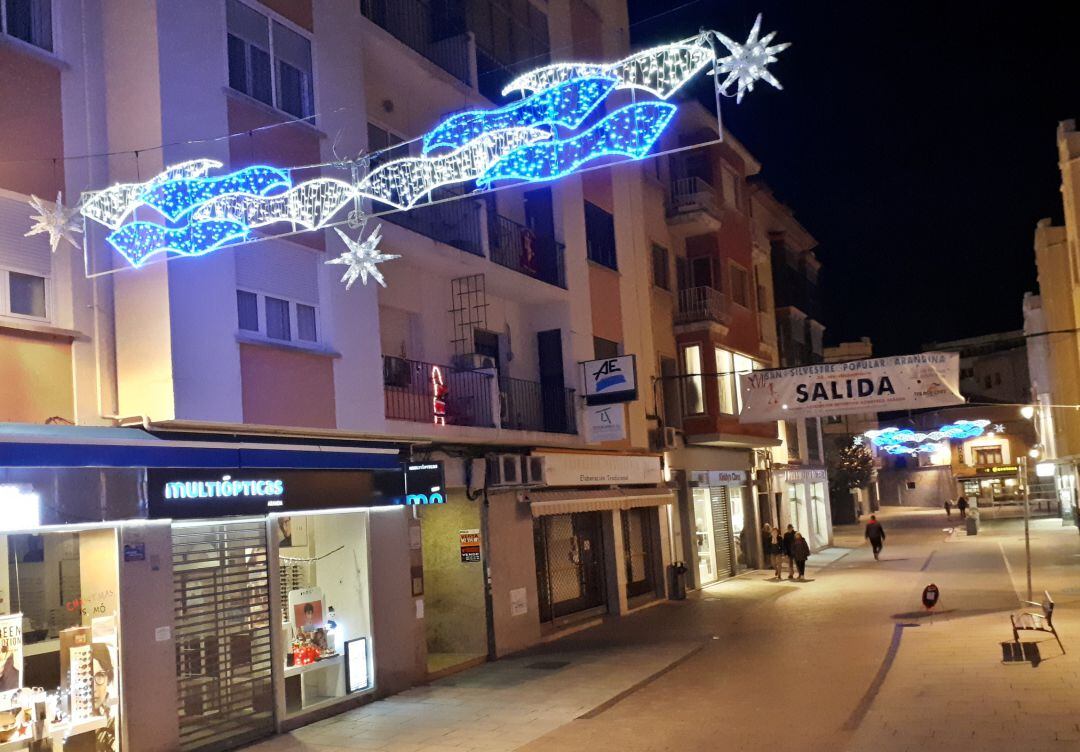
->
[583,404,627,443]
[738,352,962,423]
[581,355,638,405]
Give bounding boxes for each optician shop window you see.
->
[273,510,373,718]
[0,507,123,749]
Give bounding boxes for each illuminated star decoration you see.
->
[852,436,864,446]
[326,224,399,289]
[993,424,1006,433]
[713,14,790,103]
[25,192,83,253]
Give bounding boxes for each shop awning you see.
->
[525,487,674,517]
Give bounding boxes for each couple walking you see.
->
[762,523,811,581]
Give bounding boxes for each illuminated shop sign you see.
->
[581,355,639,406]
[399,462,446,506]
[163,476,285,500]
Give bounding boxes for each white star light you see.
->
[25,192,82,253]
[713,14,790,104]
[852,436,864,446]
[326,224,399,289]
[993,424,1006,433]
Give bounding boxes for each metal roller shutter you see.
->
[172,521,275,752]
[709,486,735,579]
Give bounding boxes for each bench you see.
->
[1011,590,1064,654]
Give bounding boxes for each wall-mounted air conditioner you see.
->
[522,455,546,486]
[486,454,522,487]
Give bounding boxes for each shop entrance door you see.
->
[692,488,718,585]
[709,485,736,579]
[623,507,659,599]
[534,512,607,623]
[172,521,275,752]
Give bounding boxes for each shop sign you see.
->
[990,465,1019,474]
[712,471,747,485]
[401,462,446,506]
[536,452,662,487]
[148,467,412,519]
[345,637,370,693]
[784,468,828,483]
[123,543,146,562]
[581,355,638,405]
[459,529,481,562]
[738,352,962,422]
[584,404,627,443]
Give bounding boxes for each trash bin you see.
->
[965,511,979,535]
[668,562,688,600]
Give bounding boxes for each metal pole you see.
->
[1022,455,1032,601]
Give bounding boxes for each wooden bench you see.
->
[1011,590,1064,653]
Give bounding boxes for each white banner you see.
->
[738,352,962,422]
[583,404,627,443]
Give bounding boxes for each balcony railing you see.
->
[360,0,472,85]
[488,214,566,288]
[384,357,495,427]
[667,177,720,217]
[675,286,731,326]
[500,376,577,434]
[383,198,484,256]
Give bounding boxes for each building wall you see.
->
[0,331,74,423]
[419,492,487,657]
[369,508,426,696]
[0,46,64,197]
[486,491,542,657]
[877,466,954,507]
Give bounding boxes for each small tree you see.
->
[829,438,874,496]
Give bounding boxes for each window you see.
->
[227,0,313,120]
[681,345,704,415]
[297,303,317,342]
[585,202,617,270]
[786,420,801,460]
[265,296,291,340]
[593,337,619,360]
[805,418,821,462]
[237,289,318,344]
[652,244,670,290]
[8,271,46,318]
[974,446,1003,466]
[3,0,52,51]
[730,265,750,308]
[715,348,735,414]
[237,290,259,331]
[732,353,755,412]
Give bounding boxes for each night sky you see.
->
[626,1,1080,355]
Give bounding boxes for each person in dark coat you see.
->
[767,526,784,580]
[865,514,886,560]
[956,496,969,518]
[761,523,773,569]
[782,524,797,580]
[791,532,811,581]
[944,499,952,518]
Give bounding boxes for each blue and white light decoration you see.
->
[57,17,788,284]
[864,420,993,456]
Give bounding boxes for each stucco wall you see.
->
[0,330,74,423]
[486,492,542,657]
[369,508,425,696]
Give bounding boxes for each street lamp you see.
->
[1021,405,1036,420]
[1029,447,1042,459]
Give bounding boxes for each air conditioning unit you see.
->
[453,352,497,370]
[649,427,681,452]
[486,454,522,487]
[522,455,547,486]
[663,427,680,449]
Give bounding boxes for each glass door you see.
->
[693,489,717,585]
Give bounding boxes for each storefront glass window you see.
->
[681,346,704,415]
[0,528,122,750]
[692,489,716,585]
[729,486,747,569]
[788,484,807,533]
[811,482,828,548]
[273,510,373,718]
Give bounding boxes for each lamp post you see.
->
[1021,405,1039,601]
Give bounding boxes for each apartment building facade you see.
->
[0,1,688,749]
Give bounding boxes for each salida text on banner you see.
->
[737,352,962,423]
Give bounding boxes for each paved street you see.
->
[249,508,1080,752]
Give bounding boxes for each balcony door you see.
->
[524,188,558,282]
[691,256,714,289]
[538,329,569,433]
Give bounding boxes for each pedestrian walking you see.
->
[944,499,952,518]
[783,524,797,580]
[767,527,784,580]
[865,514,886,560]
[791,532,811,581]
[761,522,772,565]
[957,496,969,519]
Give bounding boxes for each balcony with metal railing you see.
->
[383,357,495,427]
[381,198,484,256]
[500,376,577,434]
[360,0,472,85]
[675,286,731,327]
[487,214,566,288]
[666,177,722,228]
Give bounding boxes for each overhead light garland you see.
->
[61,15,787,288]
[865,419,992,456]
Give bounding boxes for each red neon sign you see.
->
[432,366,448,425]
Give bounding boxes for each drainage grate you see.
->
[526,660,571,670]
[1001,641,1041,665]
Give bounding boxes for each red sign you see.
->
[922,583,940,610]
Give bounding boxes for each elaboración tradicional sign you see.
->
[737,352,962,423]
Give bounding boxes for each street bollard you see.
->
[668,562,688,600]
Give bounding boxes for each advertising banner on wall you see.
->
[583,404,627,443]
[738,352,962,423]
[581,356,638,405]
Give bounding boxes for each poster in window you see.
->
[275,516,308,550]
[0,613,22,692]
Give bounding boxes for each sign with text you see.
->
[581,355,638,405]
[459,529,481,562]
[738,352,961,422]
[584,404,627,443]
[536,452,662,487]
